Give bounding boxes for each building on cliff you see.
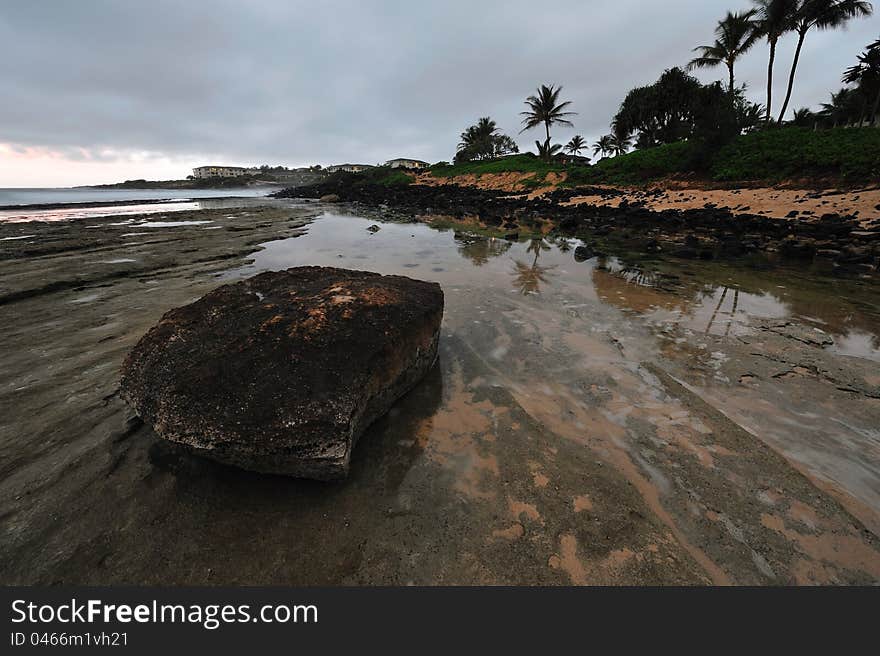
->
[385,158,429,169]
[325,163,375,173]
[191,165,253,179]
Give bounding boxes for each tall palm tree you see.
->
[843,37,880,125]
[520,84,576,160]
[752,0,799,120]
[592,135,613,158]
[688,10,761,92]
[777,0,874,123]
[565,135,586,156]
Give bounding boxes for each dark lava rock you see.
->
[120,267,444,480]
[573,245,594,262]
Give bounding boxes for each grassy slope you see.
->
[319,166,412,189]
[430,154,567,178]
[709,127,880,182]
[427,128,880,188]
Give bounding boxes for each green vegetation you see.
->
[568,141,696,185]
[354,166,412,187]
[709,125,880,181]
[428,127,880,187]
[369,168,412,186]
[576,126,880,184]
[315,165,412,191]
[430,153,566,178]
[455,117,519,163]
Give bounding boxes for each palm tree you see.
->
[608,132,632,156]
[777,0,873,123]
[842,36,880,125]
[790,106,817,126]
[521,84,576,161]
[535,140,563,161]
[456,117,519,162]
[457,117,497,160]
[592,135,613,158]
[565,135,586,156]
[688,10,761,92]
[820,87,859,126]
[752,0,799,121]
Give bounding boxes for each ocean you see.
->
[0,186,282,222]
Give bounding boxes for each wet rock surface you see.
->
[2,204,879,585]
[120,267,443,480]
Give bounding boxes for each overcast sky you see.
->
[1,0,876,186]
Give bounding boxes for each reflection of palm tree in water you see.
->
[704,286,740,336]
[512,238,555,294]
[619,265,661,288]
[552,236,572,253]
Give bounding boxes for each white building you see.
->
[385,158,429,169]
[192,166,251,179]
[325,163,375,173]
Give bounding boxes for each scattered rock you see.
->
[573,245,594,261]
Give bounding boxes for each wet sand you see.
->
[1,205,878,584]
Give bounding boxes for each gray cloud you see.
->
[1,0,876,168]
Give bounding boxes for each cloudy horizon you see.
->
[1,0,876,187]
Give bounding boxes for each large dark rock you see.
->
[120,267,444,480]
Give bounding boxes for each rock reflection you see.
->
[454,232,512,266]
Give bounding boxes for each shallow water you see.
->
[0,195,287,223]
[234,212,880,362]
[231,212,880,536]
[0,186,278,207]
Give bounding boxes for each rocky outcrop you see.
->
[120,267,444,480]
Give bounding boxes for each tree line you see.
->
[453,0,875,165]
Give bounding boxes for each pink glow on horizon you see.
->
[0,143,194,188]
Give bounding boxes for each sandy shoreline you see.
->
[564,185,880,229]
[413,171,880,229]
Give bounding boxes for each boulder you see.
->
[573,245,594,262]
[120,267,444,480]
[319,194,340,203]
